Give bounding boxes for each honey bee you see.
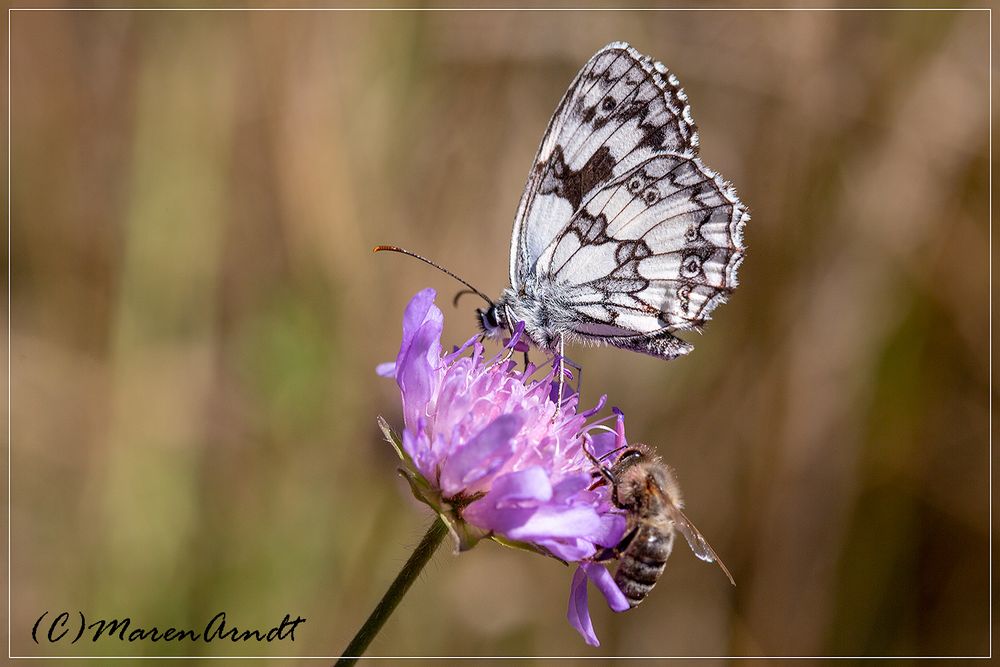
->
[587,443,735,607]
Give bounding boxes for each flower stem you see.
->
[335,518,448,666]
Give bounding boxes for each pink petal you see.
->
[538,537,597,562]
[505,506,603,541]
[567,565,600,646]
[487,467,553,505]
[396,288,441,370]
[438,413,523,496]
[582,561,629,612]
[398,320,442,430]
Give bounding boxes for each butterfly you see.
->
[377,41,748,362]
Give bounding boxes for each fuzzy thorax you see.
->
[495,281,582,350]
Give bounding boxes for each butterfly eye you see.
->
[485,306,502,329]
[601,96,616,112]
[681,255,702,277]
[643,188,660,205]
[685,226,699,242]
[478,306,503,334]
[628,177,643,193]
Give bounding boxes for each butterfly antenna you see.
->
[452,288,478,308]
[373,245,493,305]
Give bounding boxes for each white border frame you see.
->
[5,5,992,661]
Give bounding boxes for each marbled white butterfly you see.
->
[377,41,748,362]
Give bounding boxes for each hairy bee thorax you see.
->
[610,444,683,511]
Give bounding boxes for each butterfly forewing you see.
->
[510,42,701,288]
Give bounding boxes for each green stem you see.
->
[335,518,448,666]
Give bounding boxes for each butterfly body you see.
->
[492,282,581,350]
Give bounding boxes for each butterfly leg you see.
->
[501,345,515,365]
[488,335,516,371]
[560,354,584,394]
[554,334,567,416]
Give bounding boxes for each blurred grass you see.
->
[8,7,991,660]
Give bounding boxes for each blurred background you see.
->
[8,6,991,660]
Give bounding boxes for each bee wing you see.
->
[667,505,735,586]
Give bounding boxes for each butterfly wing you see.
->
[510,42,700,289]
[538,152,748,359]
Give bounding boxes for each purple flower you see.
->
[378,288,629,645]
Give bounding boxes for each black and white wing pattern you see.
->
[509,42,700,289]
[540,153,747,358]
[508,42,748,360]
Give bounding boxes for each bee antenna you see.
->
[373,245,493,306]
[599,445,628,463]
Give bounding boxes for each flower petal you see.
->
[538,537,597,562]
[375,361,396,377]
[580,393,607,418]
[591,510,628,549]
[396,288,441,369]
[551,473,590,503]
[567,565,600,646]
[397,314,442,430]
[582,561,629,612]
[487,467,553,505]
[462,504,534,535]
[461,468,553,534]
[590,408,628,459]
[402,426,437,484]
[505,505,603,541]
[438,412,524,496]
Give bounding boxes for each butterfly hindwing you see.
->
[510,42,701,289]
[537,152,748,358]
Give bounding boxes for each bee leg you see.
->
[593,526,639,562]
[583,442,628,507]
[592,547,617,562]
[587,471,608,491]
[582,440,614,480]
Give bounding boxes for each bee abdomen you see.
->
[615,528,674,607]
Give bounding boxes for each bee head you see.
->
[612,445,653,473]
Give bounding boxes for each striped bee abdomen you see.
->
[614,524,676,607]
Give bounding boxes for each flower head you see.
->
[378,288,630,645]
